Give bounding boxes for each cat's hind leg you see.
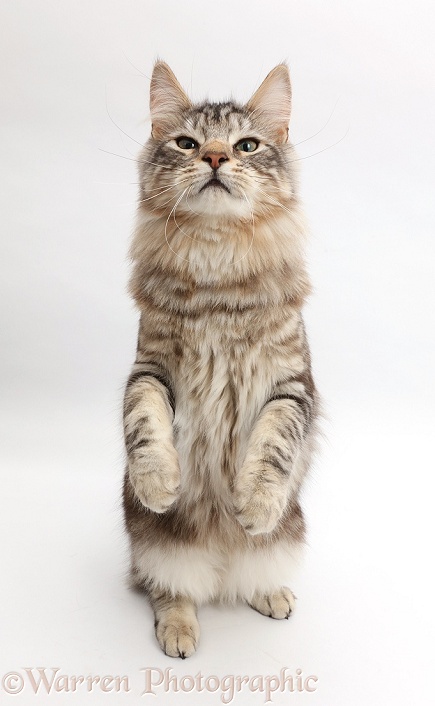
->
[248,586,296,620]
[148,588,200,658]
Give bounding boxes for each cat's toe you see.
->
[249,586,296,619]
[129,465,180,514]
[234,491,285,535]
[156,617,200,658]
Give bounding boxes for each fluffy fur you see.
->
[122,61,319,658]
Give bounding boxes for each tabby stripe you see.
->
[276,418,304,446]
[126,370,175,414]
[266,393,312,429]
[125,415,151,454]
[131,439,151,451]
[263,454,290,477]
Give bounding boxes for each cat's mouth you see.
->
[199,178,231,194]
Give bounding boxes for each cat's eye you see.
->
[176,136,198,150]
[235,138,259,153]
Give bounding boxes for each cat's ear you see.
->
[246,64,292,144]
[150,61,192,139]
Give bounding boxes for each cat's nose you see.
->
[202,151,229,170]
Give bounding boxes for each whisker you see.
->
[99,148,141,163]
[184,184,203,217]
[173,187,199,242]
[290,124,350,163]
[292,98,340,148]
[138,177,192,194]
[133,185,190,212]
[119,134,141,159]
[231,189,255,265]
[139,155,183,170]
[190,56,195,96]
[149,191,185,211]
[137,176,199,204]
[121,51,151,80]
[160,184,255,267]
[105,86,144,148]
[125,177,201,210]
[244,103,283,122]
[99,147,179,171]
[250,180,296,218]
[114,191,181,208]
[140,180,191,201]
[148,180,203,212]
[164,189,195,262]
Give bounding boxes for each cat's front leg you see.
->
[234,391,314,535]
[124,365,180,513]
[234,444,290,535]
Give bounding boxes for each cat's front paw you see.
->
[128,444,180,513]
[233,464,288,535]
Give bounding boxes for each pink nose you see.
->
[202,151,229,170]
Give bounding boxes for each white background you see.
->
[1,1,434,704]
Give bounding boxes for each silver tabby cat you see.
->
[122,61,319,658]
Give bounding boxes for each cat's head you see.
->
[139,61,298,220]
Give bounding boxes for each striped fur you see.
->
[122,61,319,657]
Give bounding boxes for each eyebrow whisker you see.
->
[289,124,350,163]
[105,86,144,148]
[292,98,340,148]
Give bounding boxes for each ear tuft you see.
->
[246,63,292,143]
[150,61,192,139]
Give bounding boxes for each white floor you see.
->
[1,396,433,705]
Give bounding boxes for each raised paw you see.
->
[233,468,287,535]
[249,586,296,619]
[129,447,180,513]
[155,613,200,659]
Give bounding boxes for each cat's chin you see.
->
[186,190,252,219]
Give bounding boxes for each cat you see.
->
[122,60,319,658]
